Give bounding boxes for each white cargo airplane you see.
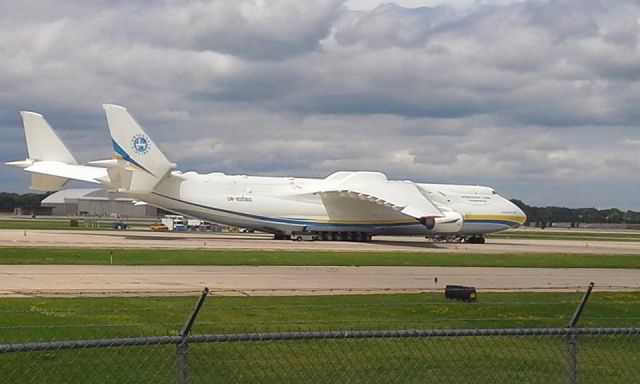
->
[6,105,526,243]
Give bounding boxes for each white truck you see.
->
[187,219,205,231]
[161,215,186,231]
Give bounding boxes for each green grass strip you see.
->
[1,292,639,340]
[2,293,639,383]
[1,247,639,268]
[489,230,640,242]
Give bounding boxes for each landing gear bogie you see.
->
[466,235,485,244]
[280,231,373,242]
[429,235,485,244]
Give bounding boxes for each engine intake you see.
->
[419,212,464,233]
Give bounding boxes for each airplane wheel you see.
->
[467,236,485,244]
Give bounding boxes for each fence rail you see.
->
[2,326,640,354]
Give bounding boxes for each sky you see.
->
[1,0,639,209]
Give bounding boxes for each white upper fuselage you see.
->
[139,171,526,236]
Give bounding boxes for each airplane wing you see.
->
[319,181,442,219]
[316,172,443,220]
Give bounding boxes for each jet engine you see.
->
[419,211,464,233]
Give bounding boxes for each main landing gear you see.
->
[465,235,486,244]
[273,233,288,240]
[431,235,486,244]
[274,231,372,242]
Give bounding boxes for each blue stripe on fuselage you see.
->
[465,219,521,228]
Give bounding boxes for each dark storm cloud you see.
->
[1,0,639,208]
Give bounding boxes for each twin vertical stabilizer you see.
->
[6,105,174,193]
[17,112,78,190]
[103,104,174,193]
[21,112,77,165]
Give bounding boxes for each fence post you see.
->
[566,282,594,384]
[176,287,209,384]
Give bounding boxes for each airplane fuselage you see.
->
[7,105,527,241]
[135,171,526,236]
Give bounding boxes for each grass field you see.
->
[0,219,153,231]
[0,219,108,230]
[2,292,639,341]
[489,229,640,242]
[1,292,639,383]
[1,247,640,268]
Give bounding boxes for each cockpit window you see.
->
[491,190,497,195]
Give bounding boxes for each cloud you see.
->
[0,0,639,208]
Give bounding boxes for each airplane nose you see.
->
[509,200,527,226]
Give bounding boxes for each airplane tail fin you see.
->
[103,104,174,193]
[22,112,77,165]
[20,112,77,190]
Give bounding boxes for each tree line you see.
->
[511,199,640,227]
[0,192,51,212]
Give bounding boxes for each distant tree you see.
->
[0,193,18,212]
[0,192,50,213]
[508,199,640,226]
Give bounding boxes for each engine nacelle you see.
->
[419,211,464,233]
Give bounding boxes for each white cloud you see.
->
[1,0,639,209]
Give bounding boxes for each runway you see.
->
[2,229,638,297]
[1,265,638,297]
[1,229,640,254]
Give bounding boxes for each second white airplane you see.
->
[6,105,526,243]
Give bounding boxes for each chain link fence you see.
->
[2,286,640,383]
[1,327,639,383]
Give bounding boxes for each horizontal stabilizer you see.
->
[86,159,120,168]
[22,161,109,184]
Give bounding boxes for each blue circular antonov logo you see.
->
[131,134,150,155]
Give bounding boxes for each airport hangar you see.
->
[40,188,158,218]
